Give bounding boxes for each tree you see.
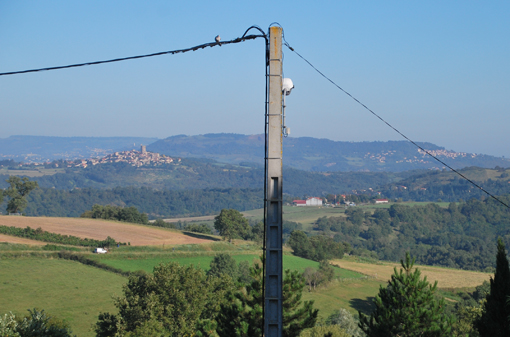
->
[288,231,344,262]
[475,238,510,336]
[288,230,314,259]
[326,308,363,337]
[95,262,235,336]
[213,209,250,243]
[216,256,318,337]
[318,260,335,284]
[0,308,74,337]
[0,312,19,337]
[359,253,451,336]
[207,253,238,280]
[4,176,38,214]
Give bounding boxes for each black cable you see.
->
[0,33,265,76]
[283,39,510,210]
[261,26,269,336]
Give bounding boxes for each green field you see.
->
[302,278,384,318]
[0,258,125,337]
[0,168,65,177]
[96,253,363,279]
[242,201,451,228]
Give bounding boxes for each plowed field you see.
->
[0,216,213,246]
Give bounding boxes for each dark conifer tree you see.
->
[359,253,451,336]
[476,238,510,336]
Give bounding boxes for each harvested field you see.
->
[0,215,213,246]
[331,259,491,289]
[0,234,46,245]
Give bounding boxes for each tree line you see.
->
[94,255,319,337]
[20,186,264,218]
[308,196,510,271]
[80,204,149,225]
[0,225,123,247]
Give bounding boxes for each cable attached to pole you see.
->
[283,39,510,210]
[0,31,265,77]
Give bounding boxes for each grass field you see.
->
[95,253,364,279]
[332,257,490,288]
[243,206,347,231]
[0,258,125,337]
[302,278,384,318]
[0,215,214,246]
[0,168,64,177]
[242,202,450,230]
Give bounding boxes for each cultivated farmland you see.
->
[332,258,491,288]
[0,215,213,246]
[0,233,46,245]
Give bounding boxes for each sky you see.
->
[1,1,509,158]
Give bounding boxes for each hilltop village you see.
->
[68,146,179,168]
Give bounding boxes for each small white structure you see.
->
[375,199,389,204]
[306,197,323,206]
[94,248,108,254]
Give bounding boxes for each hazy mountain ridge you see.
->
[1,134,509,172]
[148,133,510,172]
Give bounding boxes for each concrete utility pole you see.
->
[264,26,283,337]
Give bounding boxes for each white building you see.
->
[306,197,322,206]
[293,197,323,207]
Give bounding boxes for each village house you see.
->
[293,197,323,207]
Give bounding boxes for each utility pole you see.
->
[264,26,283,337]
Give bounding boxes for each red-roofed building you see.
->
[293,197,323,207]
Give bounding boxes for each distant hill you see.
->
[0,159,402,197]
[148,133,510,172]
[0,136,158,162]
[376,166,510,202]
[2,134,509,172]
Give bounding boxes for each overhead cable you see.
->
[283,39,510,210]
[0,28,266,77]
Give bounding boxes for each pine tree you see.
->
[216,257,318,337]
[475,238,510,336]
[359,253,451,337]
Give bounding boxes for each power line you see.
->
[0,28,266,76]
[283,39,510,210]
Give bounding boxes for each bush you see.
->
[0,309,74,337]
[151,219,176,229]
[0,225,125,247]
[80,204,148,225]
[185,223,212,234]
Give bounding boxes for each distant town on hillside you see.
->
[1,134,509,172]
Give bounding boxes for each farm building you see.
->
[375,199,389,204]
[293,197,323,207]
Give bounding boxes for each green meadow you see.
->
[95,252,364,279]
[0,258,125,337]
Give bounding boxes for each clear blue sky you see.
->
[1,1,509,158]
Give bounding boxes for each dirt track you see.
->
[0,216,213,246]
